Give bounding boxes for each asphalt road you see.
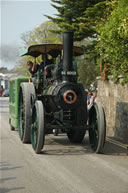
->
[0,97,128,193]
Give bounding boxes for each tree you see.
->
[45,0,105,41]
[21,21,61,46]
[95,0,128,84]
[44,0,105,88]
[18,21,61,74]
[0,67,9,74]
[77,52,99,89]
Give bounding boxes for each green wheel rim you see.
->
[31,101,45,153]
[19,93,24,140]
[89,102,106,153]
[31,106,38,149]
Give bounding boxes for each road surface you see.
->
[0,98,128,193]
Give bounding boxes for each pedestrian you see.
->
[87,91,94,110]
[0,89,3,96]
[93,91,97,102]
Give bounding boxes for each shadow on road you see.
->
[41,134,128,156]
[0,177,16,183]
[103,140,128,156]
[8,129,128,156]
[0,161,25,193]
[0,187,25,193]
[0,161,24,172]
[0,165,24,171]
[42,135,96,156]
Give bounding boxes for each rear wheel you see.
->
[31,100,45,154]
[88,101,106,153]
[10,125,15,131]
[19,83,36,143]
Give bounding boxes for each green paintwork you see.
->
[9,77,29,128]
[31,105,38,150]
[19,48,28,57]
[19,91,24,140]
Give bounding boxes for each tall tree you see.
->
[45,0,104,41]
[45,0,105,88]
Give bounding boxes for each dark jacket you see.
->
[28,64,39,77]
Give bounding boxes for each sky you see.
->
[0,0,58,69]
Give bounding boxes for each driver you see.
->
[27,61,39,81]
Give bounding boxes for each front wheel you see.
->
[31,100,45,154]
[88,101,106,153]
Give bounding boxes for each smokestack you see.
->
[62,32,73,81]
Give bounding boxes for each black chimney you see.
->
[62,32,73,81]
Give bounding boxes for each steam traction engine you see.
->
[9,32,106,154]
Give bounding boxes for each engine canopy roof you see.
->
[19,44,83,58]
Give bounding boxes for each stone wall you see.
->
[97,78,128,144]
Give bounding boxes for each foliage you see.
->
[77,54,99,89]
[76,39,100,88]
[0,67,9,74]
[17,0,128,86]
[44,0,104,88]
[18,21,61,74]
[10,58,30,76]
[45,0,104,41]
[21,21,61,46]
[95,0,128,84]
